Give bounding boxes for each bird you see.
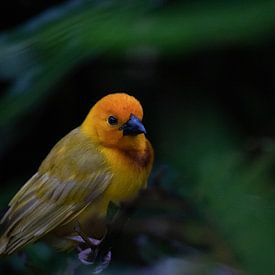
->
[0,93,154,256]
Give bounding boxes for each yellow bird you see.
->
[0,93,154,255]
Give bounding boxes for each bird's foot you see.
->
[78,246,112,273]
[67,233,112,273]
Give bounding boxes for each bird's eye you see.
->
[108,116,118,125]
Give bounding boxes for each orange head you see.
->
[81,93,147,150]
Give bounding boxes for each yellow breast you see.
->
[74,144,152,238]
[100,146,150,204]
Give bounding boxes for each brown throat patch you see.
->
[120,143,152,169]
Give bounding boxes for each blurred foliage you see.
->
[1,0,275,153]
[1,0,275,274]
[162,108,275,274]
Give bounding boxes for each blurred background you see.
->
[1,0,275,274]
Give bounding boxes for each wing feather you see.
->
[0,128,112,254]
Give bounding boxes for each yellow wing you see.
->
[0,128,112,255]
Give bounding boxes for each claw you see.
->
[78,247,112,273]
[78,247,94,265]
[71,222,112,273]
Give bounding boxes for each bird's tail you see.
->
[0,235,9,255]
[0,206,10,255]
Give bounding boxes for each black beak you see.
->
[120,114,146,136]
